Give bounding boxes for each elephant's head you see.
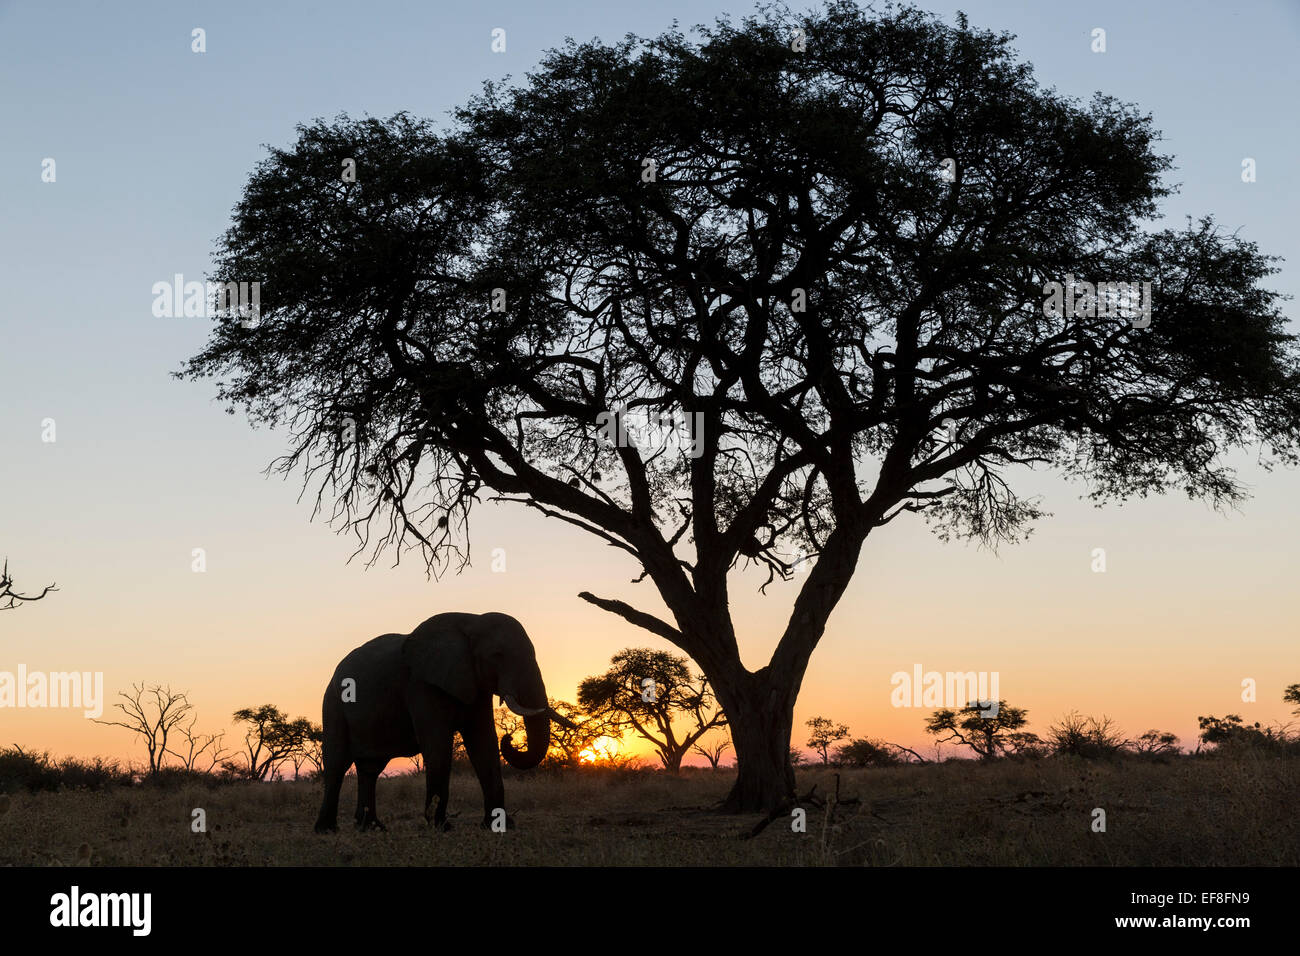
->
[403,612,573,770]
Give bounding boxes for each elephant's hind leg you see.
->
[354,758,389,831]
[314,744,352,834]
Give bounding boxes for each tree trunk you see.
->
[716,674,797,813]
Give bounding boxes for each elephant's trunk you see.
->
[501,710,550,770]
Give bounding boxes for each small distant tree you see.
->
[1283,684,1300,717]
[229,705,313,780]
[924,701,1028,760]
[300,723,325,776]
[788,746,806,768]
[283,719,323,779]
[1129,729,1180,758]
[579,649,727,774]
[0,559,56,611]
[805,717,850,765]
[167,716,230,773]
[835,737,900,767]
[692,732,732,769]
[1002,731,1046,758]
[1196,714,1285,752]
[93,683,193,775]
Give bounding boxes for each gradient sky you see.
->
[2,0,1298,767]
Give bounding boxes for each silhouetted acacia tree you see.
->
[1284,684,1300,716]
[692,731,732,769]
[579,648,727,773]
[167,716,231,773]
[181,2,1300,810]
[0,559,56,611]
[300,723,326,776]
[805,716,850,764]
[925,700,1028,760]
[1196,713,1287,752]
[229,705,313,781]
[283,720,323,779]
[93,684,192,775]
[1128,729,1180,757]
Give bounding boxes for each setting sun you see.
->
[579,736,622,765]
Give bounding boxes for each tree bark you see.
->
[714,671,797,812]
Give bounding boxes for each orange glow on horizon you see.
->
[578,736,622,765]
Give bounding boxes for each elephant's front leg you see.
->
[409,689,455,830]
[461,703,507,829]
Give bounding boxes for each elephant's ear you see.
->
[403,624,478,705]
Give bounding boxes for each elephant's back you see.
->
[333,631,407,675]
[323,632,417,759]
[324,632,407,706]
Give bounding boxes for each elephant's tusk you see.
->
[547,707,578,730]
[501,694,547,718]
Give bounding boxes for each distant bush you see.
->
[53,755,132,790]
[0,746,60,792]
[1003,732,1048,759]
[1046,712,1127,759]
[1196,715,1297,755]
[140,765,236,789]
[835,738,902,767]
[0,746,132,792]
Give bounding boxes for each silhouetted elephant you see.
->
[313,612,572,832]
